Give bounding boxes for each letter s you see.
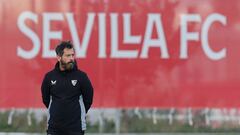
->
[17,11,40,59]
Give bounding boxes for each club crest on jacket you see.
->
[71,80,77,86]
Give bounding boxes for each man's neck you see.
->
[59,64,65,71]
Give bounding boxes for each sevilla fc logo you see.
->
[71,80,77,86]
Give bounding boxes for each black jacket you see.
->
[41,62,93,131]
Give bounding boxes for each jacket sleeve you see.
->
[81,73,94,113]
[41,74,50,108]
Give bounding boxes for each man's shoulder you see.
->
[44,69,56,77]
[75,69,87,76]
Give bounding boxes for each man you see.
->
[41,41,94,135]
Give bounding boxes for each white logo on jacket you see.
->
[71,80,77,86]
[51,80,57,85]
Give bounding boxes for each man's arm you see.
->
[81,73,94,113]
[41,74,50,108]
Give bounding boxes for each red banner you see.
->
[1,0,240,108]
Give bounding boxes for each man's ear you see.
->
[57,55,61,62]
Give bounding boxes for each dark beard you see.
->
[60,60,75,71]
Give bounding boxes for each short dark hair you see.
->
[55,41,74,56]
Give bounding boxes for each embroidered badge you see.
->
[71,80,77,86]
[51,80,57,85]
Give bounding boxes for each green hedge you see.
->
[1,110,240,133]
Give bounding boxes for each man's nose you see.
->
[70,55,74,61]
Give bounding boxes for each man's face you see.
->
[58,48,75,70]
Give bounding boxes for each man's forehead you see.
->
[63,48,74,54]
